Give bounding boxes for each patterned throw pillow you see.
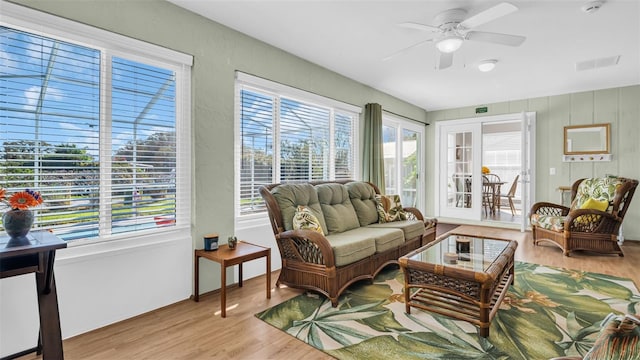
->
[375,194,407,223]
[292,205,324,235]
[583,313,640,360]
[572,177,622,211]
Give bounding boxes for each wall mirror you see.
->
[564,123,610,155]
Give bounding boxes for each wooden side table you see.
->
[193,241,271,317]
[557,185,572,207]
[0,231,67,359]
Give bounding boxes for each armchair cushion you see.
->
[572,177,622,211]
[530,213,565,232]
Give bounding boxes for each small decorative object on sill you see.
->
[1,187,43,247]
[204,233,219,251]
[482,166,491,174]
[228,236,238,250]
[443,252,458,264]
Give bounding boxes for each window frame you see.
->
[234,72,361,226]
[1,2,193,246]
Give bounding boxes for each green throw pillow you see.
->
[292,205,324,235]
[375,194,407,223]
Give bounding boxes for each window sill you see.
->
[236,213,270,230]
[57,225,191,265]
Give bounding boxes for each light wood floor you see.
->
[19,225,640,360]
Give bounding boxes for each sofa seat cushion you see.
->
[367,220,424,241]
[316,183,361,234]
[325,229,377,267]
[346,181,379,226]
[272,183,328,235]
[530,214,564,232]
[342,226,405,254]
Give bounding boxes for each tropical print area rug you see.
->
[256,262,640,360]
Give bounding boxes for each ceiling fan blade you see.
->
[459,2,518,29]
[382,38,435,61]
[466,31,526,46]
[398,22,441,32]
[437,52,454,70]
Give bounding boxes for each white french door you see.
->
[382,115,424,210]
[437,123,483,220]
[435,112,536,230]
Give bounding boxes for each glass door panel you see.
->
[438,123,481,220]
[383,117,424,211]
[402,128,419,207]
[383,124,397,195]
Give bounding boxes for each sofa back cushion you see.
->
[571,177,623,211]
[345,181,379,226]
[316,183,360,234]
[272,183,328,235]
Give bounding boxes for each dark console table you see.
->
[0,231,67,360]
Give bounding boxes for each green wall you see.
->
[426,85,640,240]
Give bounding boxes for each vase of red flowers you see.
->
[1,188,43,246]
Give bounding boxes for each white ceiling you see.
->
[167,0,640,111]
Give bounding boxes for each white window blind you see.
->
[0,19,190,242]
[236,74,360,218]
[239,89,274,216]
[109,57,177,235]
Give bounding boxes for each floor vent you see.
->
[575,55,620,71]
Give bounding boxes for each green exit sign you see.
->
[475,107,488,114]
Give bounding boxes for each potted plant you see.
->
[1,188,44,246]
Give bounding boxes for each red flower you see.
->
[1,187,44,210]
[8,192,37,210]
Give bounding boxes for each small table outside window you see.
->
[194,241,271,317]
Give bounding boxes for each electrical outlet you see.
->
[550,167,556,175]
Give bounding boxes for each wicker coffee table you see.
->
[399,233,517,337]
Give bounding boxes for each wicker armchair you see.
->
[530,177,638,256]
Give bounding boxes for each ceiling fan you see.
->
[385,2,526,70]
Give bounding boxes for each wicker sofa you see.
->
[260,180,436,306]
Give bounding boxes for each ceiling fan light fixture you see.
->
[436,35,464,53]
[478,59,498,72]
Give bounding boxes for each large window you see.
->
[0,8,191,242]
[236,73,360,218]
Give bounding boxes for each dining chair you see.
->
[481,175,494,215]
[500,175,520,216]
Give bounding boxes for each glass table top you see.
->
[407,234,511,272]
